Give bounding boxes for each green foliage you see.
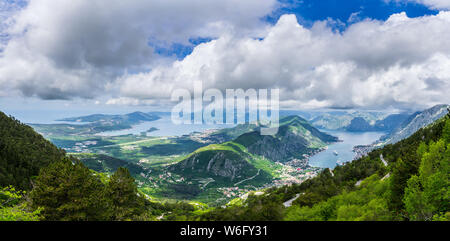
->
[0,186,41,221]
[200,193,284,221]
[0,111,66,190]
[107,167,147,220]
[201,117,449,221]
[29,159,156,221]
[285,175,394,221]
[403,138,450,221]
[2,110,449,221]
[442,117,450,143]
[74,153,145,175]
[385,117,448,213]
[282,118,450,221]
[141,138,206,156]
[30,158,112,221]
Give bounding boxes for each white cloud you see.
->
[1,1,449,110]
[0,0,25,51]
[118,12,450,110]
[0,0,276,99]
[392,0,450,10]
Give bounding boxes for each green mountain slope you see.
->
[165,116,337,203]
[0,112,66,189]
[71,153,146,175]
[200,111,450,221]
[169,142,276,184]
[234,116,337,162]
[0,112,198,221]
[203,123,259,143]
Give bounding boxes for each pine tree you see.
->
[107,167,145,220]
[30,158,112,221]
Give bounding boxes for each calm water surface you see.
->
[97,115,235,137]
[6,109,383,163]
[308,130,385,169]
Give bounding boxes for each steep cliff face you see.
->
[380,104,449,144]
[234,130,310,162]
[170,115,339,183]
[171,149,255,181]
[233,115,338,162]
[169,141,275,186]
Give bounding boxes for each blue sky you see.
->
[156,0,440,59]
[1,0,441,60]
[269,0,438,25]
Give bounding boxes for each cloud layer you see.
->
[118,12,450,110]
[0,0,276,99]
[1,0,449,110]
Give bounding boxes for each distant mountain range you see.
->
[308,111,411,132]
[305,105,449,136]
[308,111,388,131]
[379,104,449,145]
[31,111,161,136]
[58,111,160,124]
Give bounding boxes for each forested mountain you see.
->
[235,115,337,161]
[1,110,448,221]
[0,112,200,221]
[200,111,450,221]
[0,111,66,190]
[345,117,374,132]
[171,116,337,182]
[170,142,274,184]
[73,153,146,175]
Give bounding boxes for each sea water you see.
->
[308,130,385,169]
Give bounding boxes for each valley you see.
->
[5,105,448,208]
[2,1,449,225]
[1,105,448,221]
[21,112,339,206]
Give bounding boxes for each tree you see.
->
[0,111,66,190]
[442,118,450,144]
[107,167,146,220]
[0,186,41,221]
[30,158,112,221]
[403,138,450,221]
[388,157,416,213]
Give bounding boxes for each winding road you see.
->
[356,154,390,187]
[380,154,388,167]
[283,193,303,208]
[234,169,261,186]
